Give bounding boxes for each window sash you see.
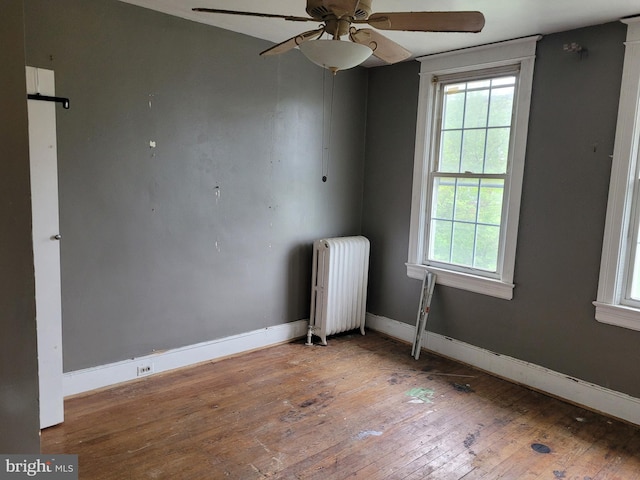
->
[425,174,507,277]
[423,70,518,278]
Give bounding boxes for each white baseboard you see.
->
[63,320,309,397]
[366,313,640,426]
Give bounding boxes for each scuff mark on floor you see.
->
[254,436,271,454]
[355,430,383,440]
[463,425,482,455]
[464,432,477,449]
[388,372,411,385]
[452,383,474,393]
[127,442,152,454]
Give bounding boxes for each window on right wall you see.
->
[594,16,640,332]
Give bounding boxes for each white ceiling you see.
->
[120,0,640,67]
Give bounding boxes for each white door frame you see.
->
[26,66,64,429]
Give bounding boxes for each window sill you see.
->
[593,301,640,332]
[406,263,514,300]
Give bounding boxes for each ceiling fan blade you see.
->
[260,28,325,56]
[192,8,314,23]
[349,28,411,64]
[362,11,485,33]
[322,0,360,19]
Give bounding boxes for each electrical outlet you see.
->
[137,363,154,377]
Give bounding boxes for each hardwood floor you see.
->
[42,331,640,479]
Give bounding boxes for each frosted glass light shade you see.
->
[299,39,373,73]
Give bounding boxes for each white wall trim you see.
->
[63,320,308,397]
[366,313,640,426]
[406,263,514,300]
[416,35,542,67]
[593,301,640,332]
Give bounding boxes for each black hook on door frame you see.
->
[27,93,70,109]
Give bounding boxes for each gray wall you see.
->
[24,0,368,371]
[362,60,423,322]
[0,0,41,453]
[21,0,640,403]
[362,22,640,398]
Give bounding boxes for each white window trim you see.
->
[407,36,541,300]
[594,17,640,332]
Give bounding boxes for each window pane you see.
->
[443,90,465,130]
[477,179,504,225]
[431,219,453,263]
[451,222,475,266]
[467,79,491,89]
[439,130,462,172]
[433,178,455,220]
[454,179,479,223]
[488,85,515,127]
[485,128,510,173]
[461,129,486,173]
[464,89,490,129]
[475,224,500,271]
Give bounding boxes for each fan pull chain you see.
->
[322,70,336,182]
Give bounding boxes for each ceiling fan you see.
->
[193,0,485,73]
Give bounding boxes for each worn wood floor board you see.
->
[584,423,640,480]
[408,392,542,480]
[391,385,554,479]
[456,395,593,479]
[227,365,437,476]
[472,405,588,479]
[347,379,527,480]
[42,331,640,480]
[344,379,527,480]
[272,340,515,479]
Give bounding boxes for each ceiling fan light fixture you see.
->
[299,39,372,74]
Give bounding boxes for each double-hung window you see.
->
[594,17,640,331]
[430,71,516,275]
[407,37,539,299]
